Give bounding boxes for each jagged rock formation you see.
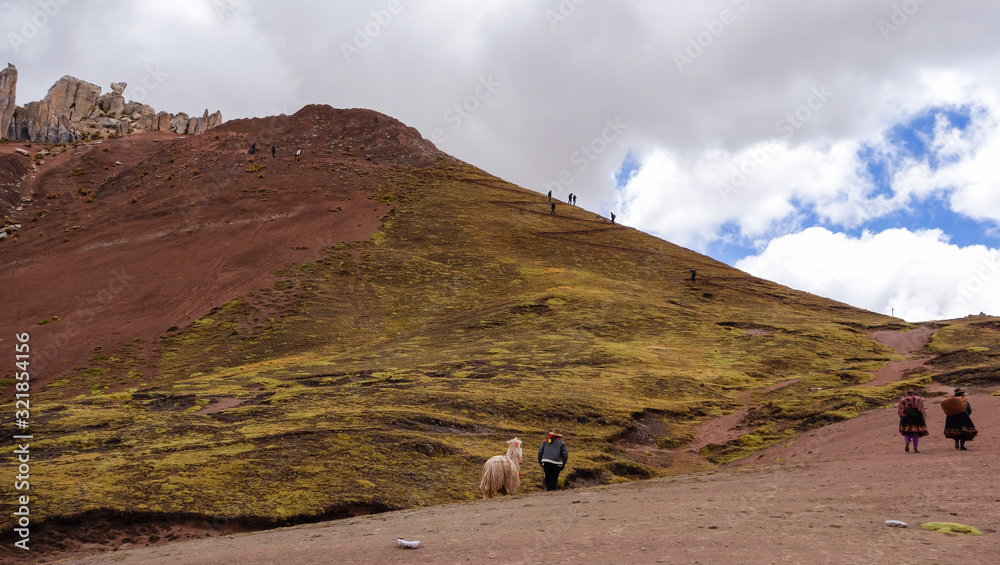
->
[0,64,16,141]
[9,74,100,143]
[2,64,222,143]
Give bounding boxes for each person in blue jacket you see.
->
[538,427,569,491]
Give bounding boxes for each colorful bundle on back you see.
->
[941,396,968,416]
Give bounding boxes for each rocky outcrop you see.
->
[169,112,189,134]
[45,75,101,121]
[207,110,223,129]
[96,81,127,118]
[155,111,171,132]
[2,65,223,143]
[0,64,16,141]
[8,75,101,143]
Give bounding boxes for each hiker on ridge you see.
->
[942,388,978,450]
[689,267,697,282]
[538,428,569,492]
[295,148,302,161]
[897,390,928,453]
[550,202,556,216]
[610,212,616,224]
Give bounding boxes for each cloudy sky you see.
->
[3,0,1000,322]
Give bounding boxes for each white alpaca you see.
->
[480,437,523,499]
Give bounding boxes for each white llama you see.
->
[480,437,523,499]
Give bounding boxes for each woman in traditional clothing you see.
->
[897,390,929,453]
[942,388,978,450]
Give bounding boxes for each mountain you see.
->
[1,104,998,561]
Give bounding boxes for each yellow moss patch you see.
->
[921,522,983,535]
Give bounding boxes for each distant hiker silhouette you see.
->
[689,268,697,282]
[568,193,574,206]
[572,194,577,205]
[271,145,276,158]
[547,190,552,203]
[610,212,616,224]
[550,202,556,216]
[295,148,302,161]
[249,142,256,155]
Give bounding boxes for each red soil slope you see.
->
[0,106,443,389]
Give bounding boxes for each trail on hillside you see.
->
[615,325,940,471]
[862,325,938,387]
[688,378,802,451]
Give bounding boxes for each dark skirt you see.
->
[944,413,977,441]
[899,413,929,436]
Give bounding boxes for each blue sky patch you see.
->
[884,105,973,169]
[615,151,641,188]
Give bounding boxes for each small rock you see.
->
[885,520,908,528]
[396,538,421,549]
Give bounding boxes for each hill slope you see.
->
[53,391,1000,565]
[5,105,997,560]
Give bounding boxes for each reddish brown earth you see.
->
[0,106,442,389]
[869,325,938,355]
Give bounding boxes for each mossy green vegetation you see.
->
[921,522,984,536]
[924,318,1000,386]
[6,160,997,530]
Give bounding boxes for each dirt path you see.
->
[869,325,937,355]
[688,379,801,451]
[858,325,938,388]
[863,358,932,387]
[59,391,1000,565]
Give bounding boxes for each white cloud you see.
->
[616,137,876,249]
[736,227,1000,321]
